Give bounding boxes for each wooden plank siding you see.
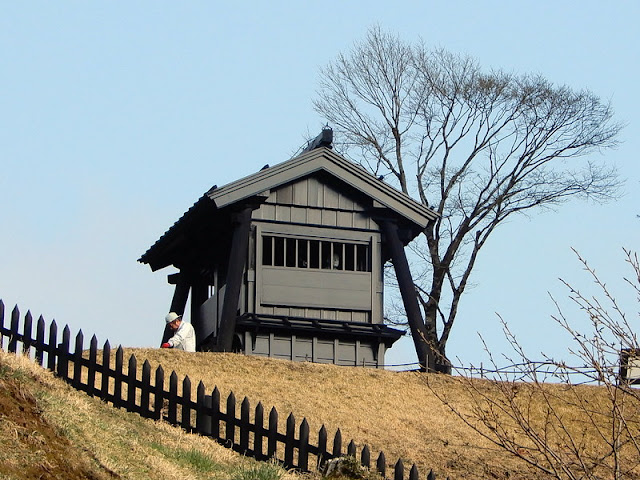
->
[248,174,384,326]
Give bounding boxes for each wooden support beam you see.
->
[215,207,253,352]
[169,273,190,315]
[161,272,191,345]
[380,219,435,372]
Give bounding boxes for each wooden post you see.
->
[409,464,420,480]
[361,445,371,469]
[240,397,250,453]
[87,335,98,395]
[127,355,137,410]
[381,219,435,372]
[267,407,278,458]
[22,311,32,355]
[58,325,71,380]
[154,365,165,421]
[284,413,295,468]
[35,316,45,366]
[318,425,328,466]
[216,207,253,351]
[226,392,236,446]
[254,402,264,460]
[376,452,386,477]
[196,381,208,434]
[8,305,19,353]
[347,439,356,457]
[114,346,124,408]
[47,320,58,371]
[141,360,151,417]
[0,299,4,349]
[101,340,111,400]
[181,376,192,430]
[299,418,310,471]
[168,371,178,424]
[332,429,342,457]
[210,387,221,439]
[394,458,405,480]
[73,330,84,389]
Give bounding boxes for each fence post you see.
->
[226,392,236,446]
[284,413,295,468]
[181,376,192,431]
[409,464,419,480]
[73,330,84,389]
[154,365,164,420]
[35,316,45,366]
[376,452,386,478]
[267,407,278,458]
[87,335,98,396]
[8,305,19,353]
[333,429,342,457]
[0,299,4,349]
[168,371,178,424]
[140,360,151,418]
[22,311,33,356]
[254,402,264,460]
[210,387,221,439]
[394,458,404,480]
[299,418,310,471]
[101,341,111,399]
[240,397,250,453]
[361,445,371,469]
[47,320,58,371]
[57,325,71,380]
[317,425,328,467]
[347,439,356,457]
[127,355,137,412]
[113,346,124,408]
[196,381,210,434]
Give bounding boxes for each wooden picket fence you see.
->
[0,300,443,480]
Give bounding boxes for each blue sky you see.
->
[1,2,638,369]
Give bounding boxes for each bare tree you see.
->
[314,26,623,370]
[431,249,640,479]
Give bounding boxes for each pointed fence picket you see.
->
[0,299,445,479]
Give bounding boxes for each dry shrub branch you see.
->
[430,249,640,480]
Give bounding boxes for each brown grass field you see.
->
[111,348,640,480]
[2,347,639,480]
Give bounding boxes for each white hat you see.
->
[165,312,181,323]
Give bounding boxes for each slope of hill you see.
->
[119,348,640,480]
[119,349,538,479]
[0,350,296,480]
[3,346,638,480]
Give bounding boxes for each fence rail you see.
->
[0,300,442,480]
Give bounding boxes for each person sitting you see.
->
[161,312,196,352]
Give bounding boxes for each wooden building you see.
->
[139,132,437,368]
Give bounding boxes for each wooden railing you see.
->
[0,300,443,480]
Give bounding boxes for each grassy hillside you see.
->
[0,350,296,480]
[118,349,640,480]
[3,347,638,480]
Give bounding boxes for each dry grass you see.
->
[110,349,572,479]
[7,346,638,480]
[0,349,300,480]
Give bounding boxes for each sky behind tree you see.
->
[1,1,638,369]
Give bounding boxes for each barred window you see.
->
[262,235,370,272]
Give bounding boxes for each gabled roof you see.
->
[208,147,437,227]
[139,147,437,270]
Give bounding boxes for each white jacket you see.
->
[168,321,196,352]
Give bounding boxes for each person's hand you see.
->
[161,343,171,348]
